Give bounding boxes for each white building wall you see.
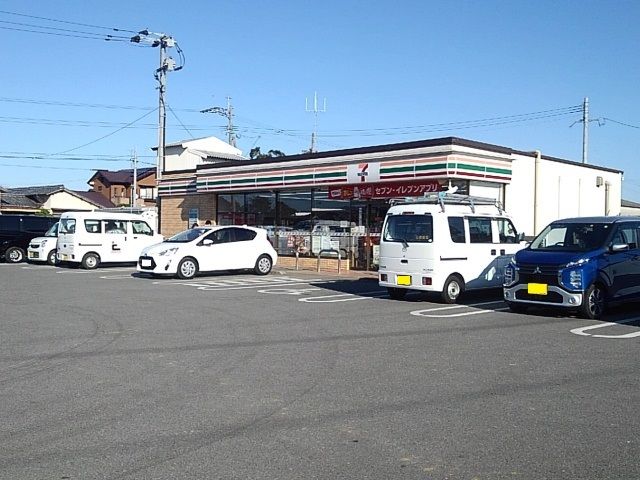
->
[505,153,622,237]
[164,147,204,172]
[469,181,502,201]
[43,191,97,211]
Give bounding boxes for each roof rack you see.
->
[388,192,504,214]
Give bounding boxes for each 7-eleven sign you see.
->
[347,162,380,184]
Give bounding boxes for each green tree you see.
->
[249,147,285,160]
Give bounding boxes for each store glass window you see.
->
[246,192,276,227]
[217,194,245,225]
[313,189,351,226]
[278,190,312,231]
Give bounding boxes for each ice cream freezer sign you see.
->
[328,180,443,200]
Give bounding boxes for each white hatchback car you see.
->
[137,226,278,279]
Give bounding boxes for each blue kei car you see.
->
[503,216,640,319]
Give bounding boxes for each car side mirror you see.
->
[202,239,214,246]
[610,243,629,253]
[517,232,526,243]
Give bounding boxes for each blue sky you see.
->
[2,0,639,200]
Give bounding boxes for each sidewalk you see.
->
[273,265,379,280]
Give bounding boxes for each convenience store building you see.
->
[156,136,622,270]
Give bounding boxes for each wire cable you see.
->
[53,107,159,155]
[0,9,138,34]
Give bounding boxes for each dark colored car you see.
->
[503,216,640,319]
[0,214,59,263]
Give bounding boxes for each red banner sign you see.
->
[328,180,443,200]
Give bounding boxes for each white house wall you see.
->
[43,191,97,211]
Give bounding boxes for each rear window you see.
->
[383,214,433,243]
[232,228,257,242]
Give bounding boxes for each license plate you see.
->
[60,254,69,261]
[28,252,39,259]
[141,258,152,267]
[396,275,411,286]
[527,283,548,295]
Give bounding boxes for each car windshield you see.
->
[166,228,208,243]
[530,222,611,252]
[45,222,59,237]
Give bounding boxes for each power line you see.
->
[168,105,196,139]
[0,9,138,34]
[603,117,640,129]
[0,19,132,39]
[0,25,137,42]
[53,107,159,155]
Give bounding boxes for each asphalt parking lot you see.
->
[1,262,639,479]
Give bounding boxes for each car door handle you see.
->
[401,259,408,264]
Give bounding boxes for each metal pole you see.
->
[582,97,589,164]
[157,40,167,181]
[131,148,137,211]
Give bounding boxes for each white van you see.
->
[56,211,163,269]
[378,193,525,303]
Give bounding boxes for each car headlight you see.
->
[560,268,583,290]
[503,261,519,286]
[158,247,179,256]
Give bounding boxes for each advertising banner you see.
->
[328,180,443,200]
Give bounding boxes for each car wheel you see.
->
[507,301,528,314]
[5,247,25,263]
[579,283,606,320]
[254,254,273,275]
[441,275,464,304]
[387,287,407,300]
[81,253,100,270]
[47,249,57,266]
[177,257,198,279]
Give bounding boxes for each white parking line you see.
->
[410,301,508,318]
[151,277,336,292]
[298,290,387,303]
[570,317,640,339]
[258,287,322,295]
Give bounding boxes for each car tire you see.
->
[507,301,528,314]
[578,283,606,320]
[254,254,273,275]
[81,253,100,270]
[387,287,407,300]
[441,274,464,304]
[5,247,25,263]
[177,257,198,279]
[47,249,57,266]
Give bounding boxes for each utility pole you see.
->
[131,148,138,210]
[130,30,183,180]
[201,96,237,147]
[582,97,589,164]
[305,92,326,153]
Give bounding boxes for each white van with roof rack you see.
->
[378,193,526,303]
[56,211,163,269]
